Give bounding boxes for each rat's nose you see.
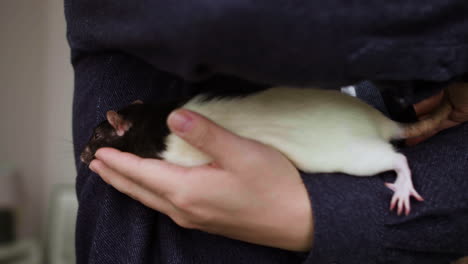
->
[80,154,86,164]
[80,147,91,164]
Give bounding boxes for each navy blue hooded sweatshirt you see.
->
[65,1,468,263]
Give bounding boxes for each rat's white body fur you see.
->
[161,87,404,176]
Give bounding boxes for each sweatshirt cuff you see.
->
[299,172,390,263]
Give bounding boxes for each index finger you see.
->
[95,148,188,196]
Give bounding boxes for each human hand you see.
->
[407,83,468,145]
[89,109,314,251]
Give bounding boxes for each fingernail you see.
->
[169,110,193,133]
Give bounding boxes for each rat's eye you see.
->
[93,132,101,140]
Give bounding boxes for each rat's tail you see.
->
[393,97,452,139]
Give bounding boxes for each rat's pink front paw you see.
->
[385,182,424,215]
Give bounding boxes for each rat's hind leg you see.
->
[385,153,424,215]
[340,141,423,215]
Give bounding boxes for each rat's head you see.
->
[80,100,147,164]
[80,99,178,164]
[80,110,134,165]
[79,115,130,165]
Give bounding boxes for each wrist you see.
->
[261,180,314,252]
[281,184,314,252]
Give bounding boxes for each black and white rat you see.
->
[81,87,451,215]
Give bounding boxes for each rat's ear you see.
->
[106,110,132,136]
[132,100,143,104]
[106,111,121,130]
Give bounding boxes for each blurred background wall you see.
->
[0,0,75,240]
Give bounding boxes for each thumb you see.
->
[167,109,248,167]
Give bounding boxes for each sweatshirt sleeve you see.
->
[300,122,468,264]
[65,0,468,85]
[298,83,468,263]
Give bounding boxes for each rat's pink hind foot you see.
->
[385,182,423,215]
[385,154,424,215]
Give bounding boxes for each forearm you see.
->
[298,84,468,263]
[299,123,468,264]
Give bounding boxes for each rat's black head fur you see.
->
[80,100,184,164]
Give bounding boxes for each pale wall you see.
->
[0,0,75,238]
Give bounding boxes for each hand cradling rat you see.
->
[81,87,452,215]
